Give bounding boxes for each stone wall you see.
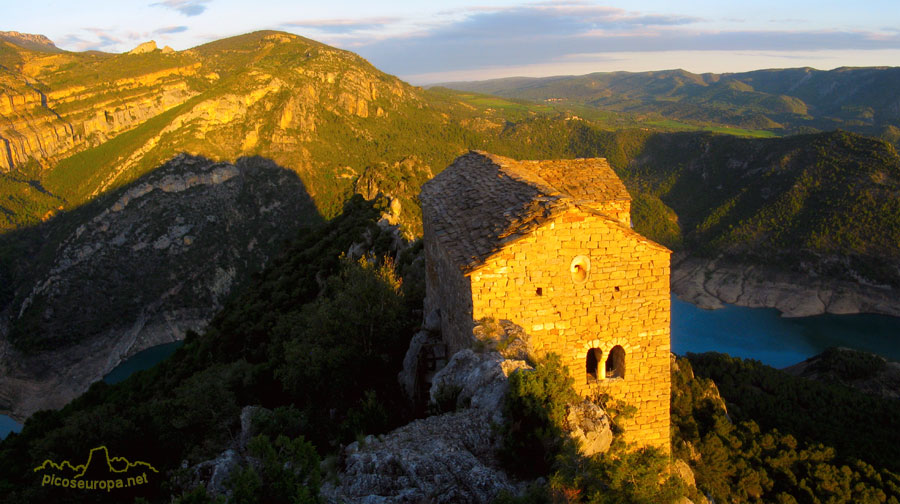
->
[468,208,671,451]
[423,206,476,354]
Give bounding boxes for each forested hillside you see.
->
[440,67,900,144]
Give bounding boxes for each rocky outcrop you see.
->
[0,154,320,420]
[672,255,900,317]
[321,409,522,504]
[429,349,530,422]
[0,31,58,51]
[183,405,259,498]
[327,343,616,502]
[128,41,158,55]
[324,350,530,503]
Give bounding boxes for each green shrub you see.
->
[498,354,578,478]
[227,434,321,504]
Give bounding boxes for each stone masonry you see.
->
[420,151,671,451]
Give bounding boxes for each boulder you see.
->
[397,329,437,400]
[472,318,531,360]
[429,349,529,421]
[423,308,441,332]
[565,399,613,456]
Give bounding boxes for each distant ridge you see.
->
[435,67,900,143]
[0,31,59,52]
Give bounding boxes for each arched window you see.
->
[586,348,603,382]
[605,345,625,379]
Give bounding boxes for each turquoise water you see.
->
[0,415,21,440]
[0,341,183,440]
[102,341,183,385]
[2,300,899,440]
[671,296,900,368]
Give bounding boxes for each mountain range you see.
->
[438,67,900,144]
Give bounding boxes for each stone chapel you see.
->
[420,150,671,450]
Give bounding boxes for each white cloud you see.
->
[151,0,211,17]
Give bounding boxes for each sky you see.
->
[4,0,900,84]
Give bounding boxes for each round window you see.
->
[570,255,590,283]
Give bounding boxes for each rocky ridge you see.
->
[0,153,319,420]
[323,346,614,503]
[316,317,615,503]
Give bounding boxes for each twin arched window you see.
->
[586,345,625,382]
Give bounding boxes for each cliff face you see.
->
[0,42,200,172]
[0,154,320,419]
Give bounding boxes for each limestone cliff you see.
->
[0,154,319,419]
[0,40,199,172]
[672,254,900,317]
[0,30,422,182]
[0,32,58,52]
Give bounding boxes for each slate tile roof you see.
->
[420,150,635,273]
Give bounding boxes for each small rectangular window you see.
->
[536,287,543,296]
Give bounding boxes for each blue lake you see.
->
[2,299,900,440]
[671,296,900,368]
[102,341,183,385]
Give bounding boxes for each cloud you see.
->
[58,28,126,52]
[151,0,211,17]
[154,25,189,35]
[349,2,900,77]
[283,17,402,34]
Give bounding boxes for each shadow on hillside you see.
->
[0,153,323,354]
[0,187,422,504]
